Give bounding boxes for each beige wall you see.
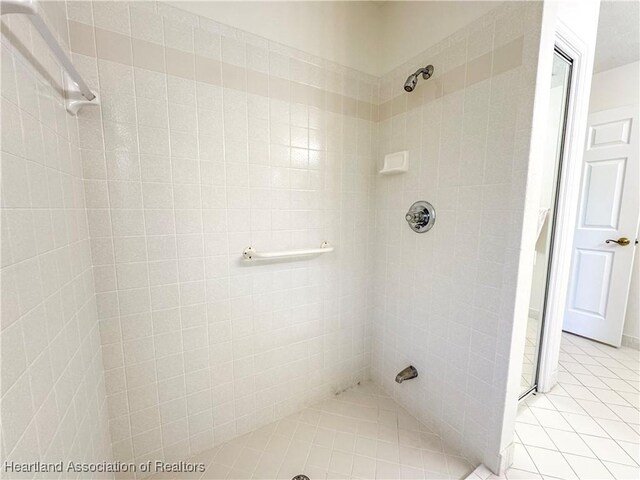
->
[168,1,382,75]
[589,61,640,345]
[589,61,640,112]
[377,0,503,74]
[169,1,503,76]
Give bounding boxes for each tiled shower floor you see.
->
[153,382,475,479]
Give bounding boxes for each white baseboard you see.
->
[468,442,515,479]
[497,442,515,474]
[622,334,640,350]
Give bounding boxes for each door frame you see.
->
[519,46,573,400]
[537,24,594,393]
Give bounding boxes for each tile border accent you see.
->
[68,16,524,125]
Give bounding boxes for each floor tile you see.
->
[526,446,577,479]
[516,405,540,426]
[307,445,331,469]
[150,381,477,480]
[580,434,636,466]
[590,388,631,407]
[618,390,640,407]
[447,456,475,479]
[526,395,557,411]
[376,460,400,479]
[400,445,426,469]
[200,463,229,479]
[530,408,572,431]
[400,464,426,479]
[563,453,614,479]
[609,368,640,382]
[573,373,610,389]
[600,377,638,394]
[546,394,586,415]
[558,371,581,386]
[584,364,618,379]
[594,418,640,443]
[329,450,354,475]
[574,398,620,421]
[502,333,640,480]
[602,461,640,479]
[544,428,594,457]
[561,412,608,437]
[562,384,600,402]
[511,443,537,473]
[505,467,542,479]
[471,464,494,480]
[422,449,449,474]
[618,440,640,464]
[515,423,556,449]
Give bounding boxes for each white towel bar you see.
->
[243,242,334,261]
[1,0,98,114]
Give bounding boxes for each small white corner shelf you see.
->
[379,150,409,175]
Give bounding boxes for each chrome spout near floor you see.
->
[395,366,419,384]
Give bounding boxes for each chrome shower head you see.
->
[404,75,418,92]
[403,65,434,93]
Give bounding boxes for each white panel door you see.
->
[564,105,639,346]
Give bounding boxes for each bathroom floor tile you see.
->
[526,446,577,479]
[157,382,475,479]
[498,333,640,480]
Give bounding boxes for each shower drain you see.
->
[292,476,310,480]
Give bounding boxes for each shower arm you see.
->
[414,66,434,79]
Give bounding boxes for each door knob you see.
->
[605,237,631,246]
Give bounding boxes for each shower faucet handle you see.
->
[405,201,436,233]
[405,211,425,223]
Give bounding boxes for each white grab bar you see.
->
[243,242,334,261]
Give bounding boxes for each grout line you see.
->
[192,12,216,462]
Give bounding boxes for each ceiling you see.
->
[594,0,640,73]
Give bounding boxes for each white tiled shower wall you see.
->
[0,1,113,475]
[67,1,377,468]
[1,0,548,476]
[371,1,543,471]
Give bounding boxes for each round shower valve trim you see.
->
[405,201,436,233]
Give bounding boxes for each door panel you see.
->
[588,118,632,147]
[571,249,613,317]
[564,105,639,346]
[581,158,626,229]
